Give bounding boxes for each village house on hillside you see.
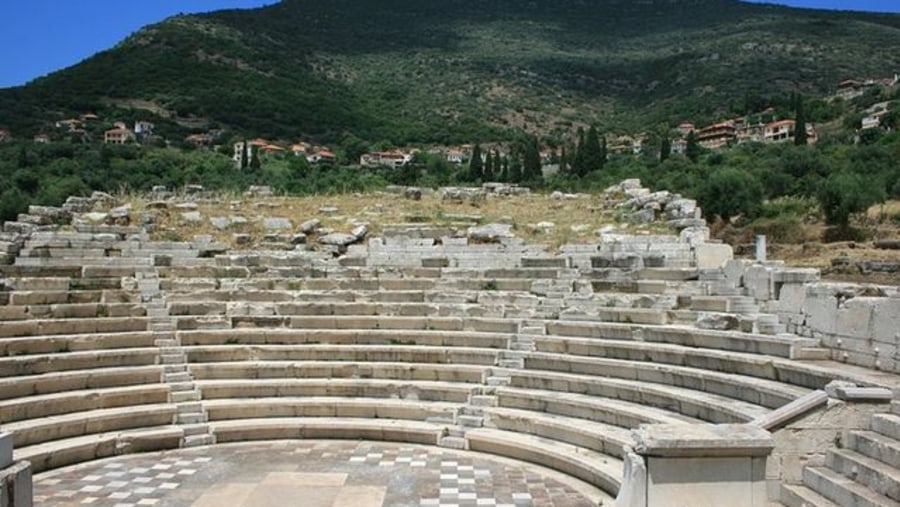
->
[33,134,50,144]
[104,126,136,145]
[185,133,214,147]
[134,120,155,137]
[360,150,415,169]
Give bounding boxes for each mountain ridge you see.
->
[2,0,900,143]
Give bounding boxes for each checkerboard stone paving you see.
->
[32,441,601,507]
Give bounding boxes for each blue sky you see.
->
[0,0,898,89]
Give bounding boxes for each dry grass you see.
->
[123,190,670,250]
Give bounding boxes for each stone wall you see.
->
[774,282,900,374]
[726,259,900,374]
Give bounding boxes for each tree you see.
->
[794,94,808,146]
[572,127,587,176]
[685,130,701,162]
[817,171,885,227]
[698,167,763,221]
[659,136,671,162]
[508,154,523,183]
[241,140,250,170]
[580,125,605,175]
[483,150,496,182]
[521,135,542,183]
[249,145,261,170]
[468,144,483,182]
[559,146,569,174]
[499,156,509,182]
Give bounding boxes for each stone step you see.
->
[438,436,468,450]
[182,424,210,437]
[183,434,215,448]
[485,376,510,387]
[793,348,833,361]
[872,413,900,440]
[445,427,466,439]
[470,395,497,407]
[498,359,523,368]
[166,373,193,384]
[176,413,207,425]
[457,415,483,428]
[780,484,841,507]
[510,342,533,351]
[168,381,196,393]
[892,401,900,416]
[425,416,455,425]
[828,448,900,501]
[154,339,178,347]
[803,466,895,507]
[163,364,187,374]
[171,391,200,403]
[160,353,185,365]
[177,402,203,414]
[849,430,900,469]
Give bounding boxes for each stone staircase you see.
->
[781,400,900,506]
[437,320,535,451]
[140,266,216,449]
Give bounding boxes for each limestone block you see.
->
[834,297,874,340]
[0,433,11,469]
[744,265,773,301]
[227,302,276,317]
[803,289,837,336]
[0,459,32,507]
[871,297,900,343]
[694,244,733,270]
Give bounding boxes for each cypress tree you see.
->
[581,126,603,175]
[559,146,568,174]
[685,130,701,162]
[522,135,542,183]
[794,94,808,146]
[241,140,250,169]
[509,154,523,183]
[659,136,671,162]
[499,156,509,182]
[573,127,587,177]
[249,145,261,170]
[483,150,496,182]
[468,144,483,182]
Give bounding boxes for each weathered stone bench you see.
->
[525,352,810,408]
[209,417,444,446]
[0,317,149,338]
[0,366,164,400]
[495,387,701,428]
[196,379,474,403]
[203,397,458,423]
[179,328,510,349]
[533,335,899,391]
[0,349,160,377]
[184,344,500,366]
[189,361,487,384]
[506,370,770,423]
[482,405,632,458]
[0,384,170,422]
[15,426,183,473]
[4,404,176,447]
[466,427,623,497]
[0,303,145,321]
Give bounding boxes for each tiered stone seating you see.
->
[1,220,898,506]
[157,260,897,498]
[0,237,184,473]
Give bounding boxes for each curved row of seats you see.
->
[2,256,898,502]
